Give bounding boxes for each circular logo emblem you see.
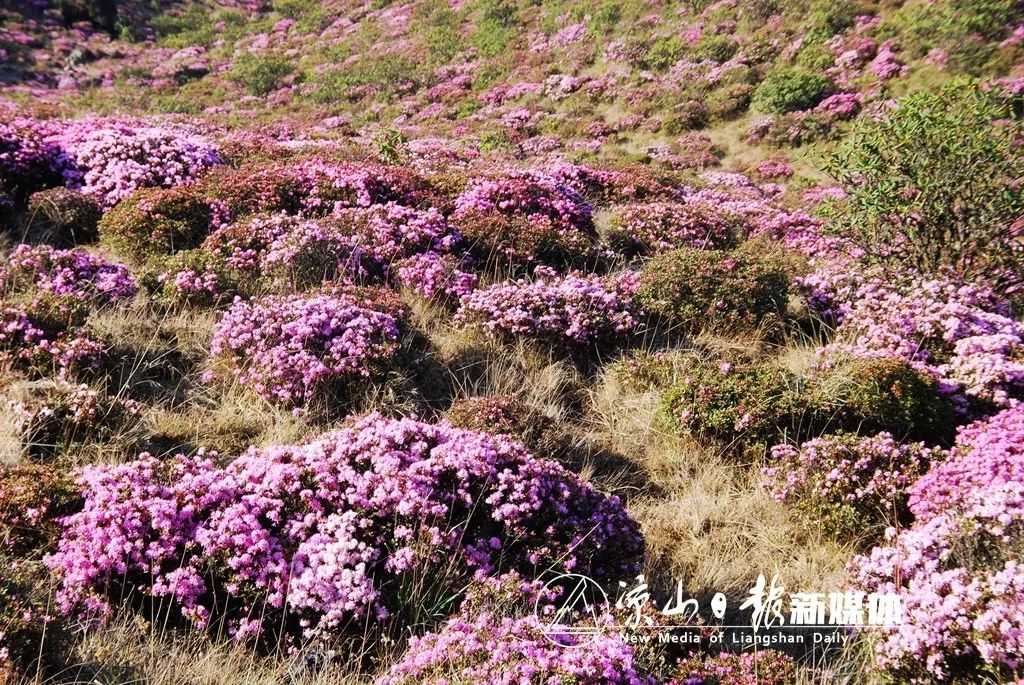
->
[535,573,608,647]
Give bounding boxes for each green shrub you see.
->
[635,242,789,332]
[445,395,567,459]
[646,37,687,71]
[825,80,1024,288]
[26,188,102,246]
[663,100,709,133]
[99,187,213,262]
[660,362,806,446]
[752,68,829,114]
[811,357,957,445]
[0,465,82,554]
[229,53,295,95]
[313,55,419,103]
[707,83,755,119]
[590,1,622,33]
[695,35,738,63]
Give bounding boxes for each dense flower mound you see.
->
[763,432,937,539]
[337,202,463,266]
[605,201,738,255]
[453,171,596,264]
[0,297,104,378]
[377,612,655,685]
[908,405,1024,521]
[209,290,403,407]
[0,118,67,204]
[289,159,432,216]
[672,650,796,685]
[393,252,478,300]
[54,121,220,207]
[0,245,136,304]
[799,266,1024,409]
[456,267,639,344]
[851,482,1024,683]
[46,415,643,642]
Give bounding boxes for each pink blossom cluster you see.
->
[286,159,428,215]
[799,267,1024,409]
[763,432,936,535]
[54,121,220,206]
[851,481,1024,682]
[46,414,642,642]
[672,649,796,685]
[394,252,478,299]
[0,118,67,204]
[378,612,654,685]
[1,244,136,303]
[908,406,1024,521]
[454,171,595,238]
[606,200,737,254]
[209,290,402,407]
[0,301,104,377]
[456,268,640,344]
[337,202,463,267]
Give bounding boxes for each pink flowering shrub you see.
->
[672,649,796,685]
[605,201,738,255]
[0,296,104,378]
[1,244,136,304]
[56,122,220,207]
[394,252,478,300]
[377,612,655,685]
[337,202,463,266]
[763,433,937,539]
[453,171,596,266]
[46,415,643,644]
[0,118,67,205]
[456,268,639,345]
[851,481,1024,683]
[209,290,403,408]
[908,406,1024,522]
[799,266,1024,410]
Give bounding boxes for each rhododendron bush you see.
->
[209,290,403,407]
[54,121,221,207]
[852,408,1024,682]
[456,268,639,344]
[377,612,655,685]
[46,415,642,643]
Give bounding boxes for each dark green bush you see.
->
[445,395,567,459]
[752,68,830,114]
[812,357,957,445]
[707,83,755,120]
[229,53,295,95]
[825,80,1024,289]
[26,188,102,246]
[636,242,789,331]
[660,362,806,445]
[646,37,687,72]
[99,187,213,262]
[663,101,709,133]
[695,35,739,63]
